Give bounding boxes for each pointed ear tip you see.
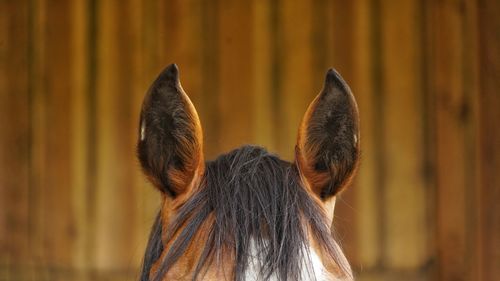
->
[325,68,343,83]
[168,63,179,71]
[324,67,353,94]
[158,63,179,81]
[326,68,337,75]
[166,63,179,74]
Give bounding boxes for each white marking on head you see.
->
[140,120,146,141]
[353,134,357,146]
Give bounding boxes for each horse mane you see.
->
[140,145,352,281]
[140,211,164,281]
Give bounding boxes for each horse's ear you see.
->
[137,64,204,197]
[296,69,360,200]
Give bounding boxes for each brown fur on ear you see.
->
[296,69,360,200]
[137,64,204,197]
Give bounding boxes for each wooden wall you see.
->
[0,0,498,280]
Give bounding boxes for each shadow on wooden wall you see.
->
[0,0,498,280]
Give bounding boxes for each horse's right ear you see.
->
[137,64,204,197]
[295,69,360,200]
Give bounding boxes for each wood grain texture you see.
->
[217,0,255,154]
[70,0,93,274]
[428,0,484,280]
[24,0,78,277]
[380,0,429,269]
[252,0,276,152]
[39,0,76,270]
[351,0,382,270]
[431,0,469,279]
[477,0,500,280]
[94,0,141,270]
[0,0,31,270]
[275,0,314,160]
[199,0,220,159]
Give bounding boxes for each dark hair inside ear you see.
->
[137,64,204,197]
[296,68,360,199]
[314,160,328,172]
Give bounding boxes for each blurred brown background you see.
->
[0,0,499,280]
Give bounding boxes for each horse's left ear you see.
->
[137,64,204,197]
[296,69,360,200]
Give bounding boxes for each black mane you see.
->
[140,145,351,281]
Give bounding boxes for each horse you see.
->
[137,64,360,281]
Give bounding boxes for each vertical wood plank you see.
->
[94,0,141,271]
[276,0,314,160]
[460,1,480,280]
[27,0,77,276]
[252,0,276,152]
[431,0,467,278]
[71,0,91,275]
[477,0,500,280]
[380,0,429,269]
[29,0,48,273]
[217,0,255,153]
[351,0,382,271]
[43,0,75,269]
[199,0,220,159]
[428,0,482,280]
[0,0,31,273]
